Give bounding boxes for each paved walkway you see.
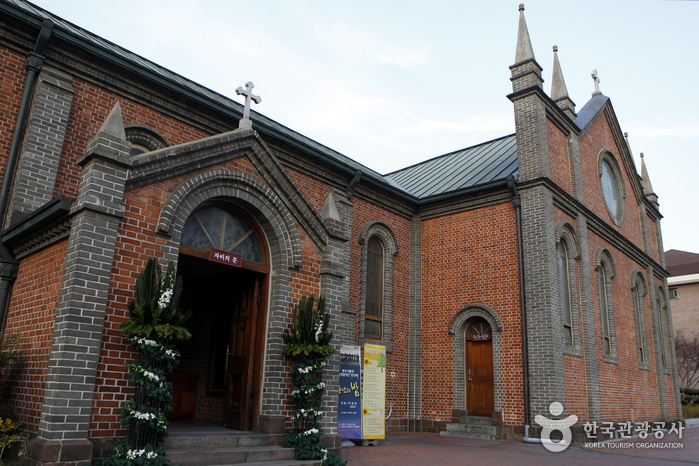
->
[341,426,698,465]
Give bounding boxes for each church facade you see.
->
[0,1,681,464]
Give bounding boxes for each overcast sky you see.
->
[29,0,699,255]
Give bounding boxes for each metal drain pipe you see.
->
[507,177,535,443]
[0,19,54,330]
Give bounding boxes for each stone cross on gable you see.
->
[235,81,261,129]
[591,69,602,96]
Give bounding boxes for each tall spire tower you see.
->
[551,46,576,122]
[510,4,543,93]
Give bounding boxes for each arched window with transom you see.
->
[365,237,384,340]
[180,204,267,270]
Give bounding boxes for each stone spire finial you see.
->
[235,81,261,129]
[515,4,536,64]
[639,152,658,206]
[591,69,602,96]
[510,4,543,93]
[551,45,576,120]
[98,102,127,140]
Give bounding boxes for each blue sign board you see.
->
[338,345,362,439]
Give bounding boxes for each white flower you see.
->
[158,288,173,308]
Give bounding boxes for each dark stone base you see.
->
[320,433,342,457]
[257,414,286,435]
[27,438,93,466]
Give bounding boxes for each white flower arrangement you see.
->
[157,288,173,309]
[303,427,319,436]
[130,410,157,420]
[126,449,159,460]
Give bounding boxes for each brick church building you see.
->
[0,1,681,464]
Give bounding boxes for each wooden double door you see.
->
[224,274,266,430]
[175,254,267,431]
[465,318,494,417]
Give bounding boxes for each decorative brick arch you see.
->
[156,168,302,269]
[154,168,309,418]
[448,303,504,413]
[357,221,399,351]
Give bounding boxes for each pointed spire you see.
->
[639,152,658,206]
[515,4,535,64]
[510,4,543,93]
[551,45,576,121]
[98,102,127,140]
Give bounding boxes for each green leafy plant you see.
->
[98,259,190,465]
[282,295,344,466]
[120,259,191,342]
[0,417,25,464]
[282,296,334,357]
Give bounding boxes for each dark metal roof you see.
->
[665,249,699,277]
[385,135,518,198]
[4,0,519,203]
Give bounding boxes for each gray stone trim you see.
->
[594,247,619,364]
[124,125,169,151]
[11,218,70,259]
[151,168,303,424]
[357,221,399,352]
[656,287,672,377]
[630,270,650,371]
[574,215,601,422]
[408,216,422,420]
[597,151,627,227]
[519,185,566,422]
[555,221,582,357]
[7,67,74,226]
[647,272,668,420]
[156,169,303,269]
[130,129,329,251]
[37,107,129,444]
[448,303,503,414]
[662,279,683,420]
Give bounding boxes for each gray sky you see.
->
[30,0,699,254]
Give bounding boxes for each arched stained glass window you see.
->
[365,237,384,340]
[181,206,264,264]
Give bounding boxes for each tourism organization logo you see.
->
[533,402,685,452]
[534,402,578,452]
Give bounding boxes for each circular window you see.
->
[600,160,619,217]
[598,154,625,225]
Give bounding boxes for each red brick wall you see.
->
[349,196,412,421]
[3,240,68,432]
[54,78,212,200]
[579,116,643,248]
[0,45,25,181]
[421,202,523,424]
[548,119,572,194]
[587,234,662,422]
[88,154,326,437]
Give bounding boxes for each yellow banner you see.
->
[362,343,386,439]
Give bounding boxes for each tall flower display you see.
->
[282,296,345,466]
[98,258,190,465]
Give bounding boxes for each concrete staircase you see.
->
[440,415,501,441]
[165,426,320,465]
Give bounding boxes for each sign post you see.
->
[361,343,386,442]
[338,345,362,440]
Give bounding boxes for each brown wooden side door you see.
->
[465,318,494,417]
[225,277,263,430]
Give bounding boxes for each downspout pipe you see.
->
[0,19,54,330]
[507,176,536,443]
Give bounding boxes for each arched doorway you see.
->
[465,317,494,417]
[172,203,269,431]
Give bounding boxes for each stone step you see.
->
[445,422,500,436]
[165,431,282,450]
[167,445,297,465]
[440,430,500,441]
[458,415,493,426]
